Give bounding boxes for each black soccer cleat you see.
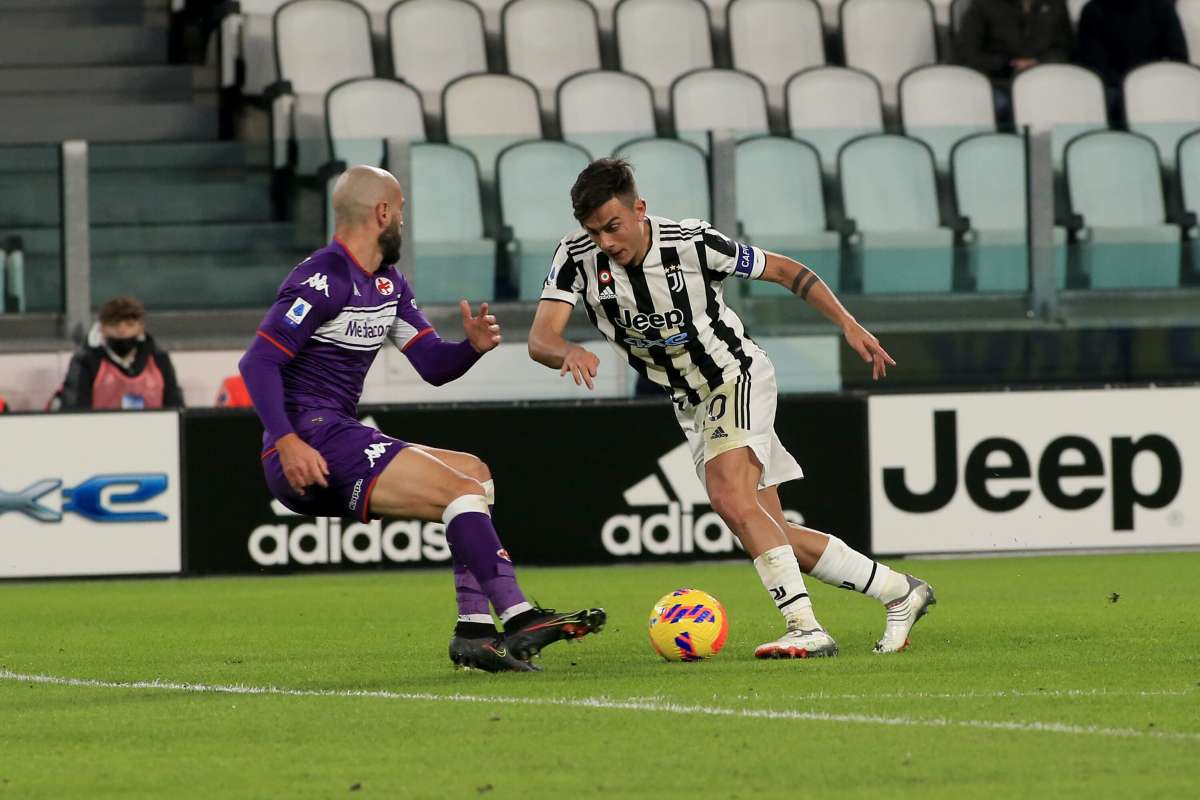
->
[449,635,541,672]
[504,606,607,660]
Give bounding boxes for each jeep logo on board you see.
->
[882,410,1182,530]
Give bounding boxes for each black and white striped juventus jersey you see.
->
[541,215,768,407]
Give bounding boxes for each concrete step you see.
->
[4,222,320,255]
[0,65,215,98]
[0,24,167,67]
[0,99,218,144]
[92,252,310,310]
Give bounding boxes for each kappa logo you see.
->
[496,548,511,562]
[302,272,330,297]
[364,441,394,468]
[601,443,803,557]
[375,276,394,296]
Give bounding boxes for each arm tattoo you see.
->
[788,266,812,295]
[798,273,820,300]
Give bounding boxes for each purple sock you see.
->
[453,563,491,620]
[443,495,529,618]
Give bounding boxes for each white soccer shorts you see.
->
[672,354,803,491]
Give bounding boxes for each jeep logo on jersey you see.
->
[881,410,1183,531]
[375,276,394,296]
[600,443,802,557]
[617,307,684,332]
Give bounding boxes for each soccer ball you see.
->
[648,588,729,662]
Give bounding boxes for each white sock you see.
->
[753,544,819,629]
[498,602,532,623]
[810,535,908,604]
[457,613,493,625]
[482,479,495,507]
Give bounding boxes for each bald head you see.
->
[332,165,402,229]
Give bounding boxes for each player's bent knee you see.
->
[441,476,486,508]
[708,491,760,533]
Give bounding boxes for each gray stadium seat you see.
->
[1124,62,1200,171]
[389,0,486,124]
[839,134,954,293]
[787,66,884,178]
[613,137,711,221]
[1182,0,1200,66]
[1065,131,1181,289]
[504,0,602,115]
[951,132,1066,291]
[728,0,825,115]
[409,143,495,304]
[219,0,287,95]
[497,141,592,300]
[671,68,770,153]
[1177,128,1200,273]
[443,73,542,185]
[736,136,840,295]
[1012,64,1107,169]
[559,70,657,158]
[840,0,937,112]
[325,78,425,168]
[616,0,714,113]
[900,64,995,171]
[271,0,374,174]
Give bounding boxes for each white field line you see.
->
[2,670,1197,743]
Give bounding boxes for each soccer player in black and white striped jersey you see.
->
[529,159,936,657]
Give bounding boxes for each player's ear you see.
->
[634,197,647,220]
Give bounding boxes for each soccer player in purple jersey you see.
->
[238,166,605,672]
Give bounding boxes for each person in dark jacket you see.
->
[957,0,1075,80]
[1077,0,1188,89]
[57,296,185,411]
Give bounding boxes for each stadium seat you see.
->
[839,134,954,293]
[1182,0,1200,66]
[671,68,769,153]
[219,0,287,95]
[613,138,710,221]
[504,0,602,115]
[497,141,592,300]
[736,136,840,295]
[1012,64,1107,168]
[443,74,542,185]
[325,78,425,168]
[900,64,995,171]
[408,143,496,304]
[840,0,937,112]
[559,70,657,158]
[1065,131,1181,289]
[270,0,374,174]
[615,0,714,113]
[951,132,1067,292]
[786,66,884,178]
[727,0,825,115]
[389,0,486,124]
[1177,128,1200,273]
[1124,62,1200,171]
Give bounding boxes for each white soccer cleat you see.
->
[873,574,936,654]
[754,626,838,659]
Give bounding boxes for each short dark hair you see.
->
[98,296,145,326]
[571,158,638,222]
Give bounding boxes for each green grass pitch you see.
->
[1,552,1198,798]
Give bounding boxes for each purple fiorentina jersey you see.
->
[255,238,431,431]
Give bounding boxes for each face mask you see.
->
[378,215,403,267]
[107,336,139,357]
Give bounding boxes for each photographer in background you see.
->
[54,296,185,411]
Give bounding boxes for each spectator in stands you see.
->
[956,0,1074,119]
[1076,0,1188,120]
[0,394,9,413]
[55,296,185,411]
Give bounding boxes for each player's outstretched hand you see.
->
[461,300,502,353]
[842,319,896,381]
[276,433,329,495]
[561,344,599,390]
